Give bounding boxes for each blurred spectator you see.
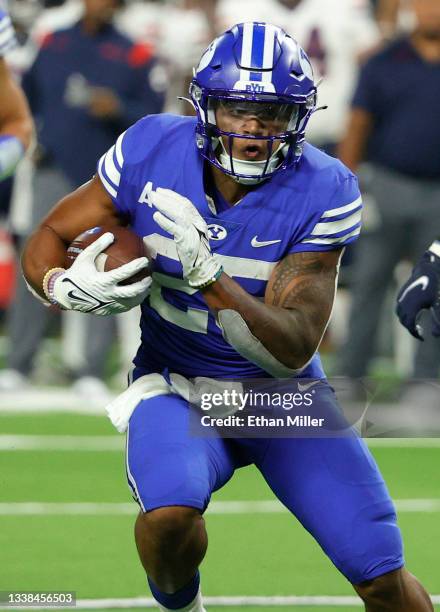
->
[156,1,210,113]
[337,0,440,388]
[29,0,82,44]
[0,0,166,397]
[216,0,287,35]
[373,0,417,40]
[374,0,401,38]
[117,1,210,114]
[29,0,210,116]
[282,0,379,153]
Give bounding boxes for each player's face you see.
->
[214,100,297,162]
[412,0,440,37]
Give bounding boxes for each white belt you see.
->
[105,373,243,433]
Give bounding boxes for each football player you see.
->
[0,0,32,182]
[22,23,433,612]
[397,240,440,340]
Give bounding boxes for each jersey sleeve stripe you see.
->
[311,209,362,236]
[320,195,362,219]
[0,39,15,54]
[0,15,12,32]
[302,227,361,245]
[0,24,16,53]
[103,146,121,187]
[318,203,362,223]
[115,132,125,170]
[98,154,117,199]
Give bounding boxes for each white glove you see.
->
[150,188,222,289]
[46,232,151,315]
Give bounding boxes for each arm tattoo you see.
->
[267,252,328,308]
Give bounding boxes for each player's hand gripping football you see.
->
[396,243,440,340]
[151,188,222,289]
[46,232,151,315]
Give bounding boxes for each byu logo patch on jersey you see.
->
[208,224,227,240]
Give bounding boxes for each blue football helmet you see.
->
[190,22,317,185]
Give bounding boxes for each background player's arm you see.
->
[0,58,33,179]
[202,249,342,371]
[22,174,123,299]
[0,58,33,147]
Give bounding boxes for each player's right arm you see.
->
[22,175,121,297]
[22,175,150,315]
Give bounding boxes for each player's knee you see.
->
[354,568,404,607]
[334,499,403,585]
[137,506,204,550]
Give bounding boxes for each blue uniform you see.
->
[99,114,362,378]
[98,114,403,584]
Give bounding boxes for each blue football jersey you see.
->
[0,0,16,56]
[98,114,362,379]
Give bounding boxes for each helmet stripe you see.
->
[240,23,275,85]
[250,24,265,70]
[239,22,253,82]
[262,24,275,83]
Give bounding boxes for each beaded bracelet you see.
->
[42,267,66,305]
[196,266,224,290]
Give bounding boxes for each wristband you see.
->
[428,241,440,259]
[42,267,66,305]
[197,266,223,290]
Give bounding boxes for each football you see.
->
[66,225,154,285]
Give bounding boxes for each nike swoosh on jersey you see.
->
[297,380,321,392]
[251,236,282,247]
[398,275,429,302]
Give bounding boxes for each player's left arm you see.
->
[151,185,342,376]
[203,249,342,374]
[0,57,33,180]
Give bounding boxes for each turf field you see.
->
[1,412,439,611]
